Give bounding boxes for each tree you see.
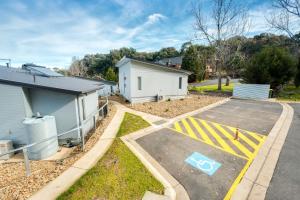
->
[192,0,249,90]
[242,47,296,90]
[268,0,300,45]
[105,67,118,82]
[153,47,180,60]
[295,57,300,87]
[182,45,206,82]
[69,58,88,76]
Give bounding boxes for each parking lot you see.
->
[136,99,282,200]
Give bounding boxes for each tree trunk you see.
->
[225,76,230,86]
[218,75,222,90]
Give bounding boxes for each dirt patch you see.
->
[110,94,225,118]
[0,103,117,200]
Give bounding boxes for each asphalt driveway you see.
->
[136,99,282,200]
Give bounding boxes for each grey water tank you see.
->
[23,116,58,160]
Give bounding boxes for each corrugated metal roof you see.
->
[0,66,103,94]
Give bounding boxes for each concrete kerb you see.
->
[231,103,294,200]
[29,104,126,200]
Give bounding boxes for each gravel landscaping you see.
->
[0,103,117,200]
[110,94,225,118]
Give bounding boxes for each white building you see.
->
[116,57,192,103]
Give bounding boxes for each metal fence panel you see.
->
[233,84,270,100]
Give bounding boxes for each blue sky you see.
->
[0,0,292,68]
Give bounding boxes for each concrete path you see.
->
[265,103,300,200]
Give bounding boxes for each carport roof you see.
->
[0,66,103,94]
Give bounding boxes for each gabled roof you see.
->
[157,56,183,66]
[22,63,63,77]
[116,57,192,75]
[0,66,103,94]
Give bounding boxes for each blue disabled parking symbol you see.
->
[185,152,221,176]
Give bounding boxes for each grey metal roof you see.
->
[157,56,183,66]
[116,57,192,75]
[22,63,63,77]
[75,76,117,85]
[0,66,103,94]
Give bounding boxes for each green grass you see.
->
[57,112,164,200]
[189,83,235,93]
[277,85,300,101]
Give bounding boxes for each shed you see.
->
[0,66,103,146]
[116,57,192,103]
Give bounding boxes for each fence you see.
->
[0,97,109,176]
[233,84,271,100]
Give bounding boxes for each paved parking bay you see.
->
[192,99,282,135]
[136,99,282,200]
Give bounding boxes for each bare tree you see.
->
[192,0,249,90]
[69,58,87,76]
[267,0,300,44]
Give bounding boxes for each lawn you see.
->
[189,83,235,93]
[57,112,164,200]
[277,85,300,101]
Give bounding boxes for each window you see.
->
[138,76,142,90]
[179,77,182,89]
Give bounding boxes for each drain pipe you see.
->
[76,95,84,151]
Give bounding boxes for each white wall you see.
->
[118,62,131,101]
[128,62,188,103]
[98,84,118,96]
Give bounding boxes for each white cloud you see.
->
[147,13,166,24]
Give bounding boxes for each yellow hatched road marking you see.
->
[181,119,198,140]
[188,117,214,146]
[167,127,248,160]
[213,123,253,159]
[174,121,183,133]
[246,130,265,142]
[224,129,266,200]
[227,127,259,151]
[198,119,236,155]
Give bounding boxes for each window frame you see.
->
[179,77,182,89]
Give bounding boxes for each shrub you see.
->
[242,47,296,90]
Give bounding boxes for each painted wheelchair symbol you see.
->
[189,157,217,173]
[185,152,221,175]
